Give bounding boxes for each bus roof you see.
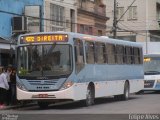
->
[18,31,142,48]
[144,54,160,57]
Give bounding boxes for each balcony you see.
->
[78,5,109,21]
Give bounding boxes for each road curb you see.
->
[2,103,37,110]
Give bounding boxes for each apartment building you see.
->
[105,0,160,42]
[77,0,109,36]
[44,0,77,32]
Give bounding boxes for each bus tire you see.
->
[85,83,95,106]
[38,102,49,109]
[114,81,130,101]
[122,81,130,100]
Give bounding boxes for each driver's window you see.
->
[74,38,84,74]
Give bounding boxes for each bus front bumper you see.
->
[17,83,87,101]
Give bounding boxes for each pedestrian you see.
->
[0,67,9,109]
[6,67,12,105]
[10,68,17,105]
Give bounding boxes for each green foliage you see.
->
[19,68,28,76]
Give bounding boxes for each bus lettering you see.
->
[37,36,41,42]
[26,36,34,42]
[59,35,63,41]
[22,34,68,43]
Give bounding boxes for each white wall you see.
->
[105,0,159,42]
[139,42,160,54]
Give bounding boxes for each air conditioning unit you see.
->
[12,16,27,33]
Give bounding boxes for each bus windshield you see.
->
[144,57,160,75]
[17,44,72,78]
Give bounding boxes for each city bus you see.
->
[143,54,160,91]
[16,32,144,108]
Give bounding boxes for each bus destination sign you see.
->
[20,34,68,44]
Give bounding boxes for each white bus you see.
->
[16,32,144,108]
[143,54,160,91]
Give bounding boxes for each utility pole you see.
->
[113,0,117,39]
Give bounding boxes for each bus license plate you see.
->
[38,94,48,98]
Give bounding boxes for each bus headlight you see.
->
[17,82,27,91]
[61,81,74,90]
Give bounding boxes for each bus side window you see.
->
[123,46,127,64]
[134,47,142,64]
[126,46,132,64]
[85,41,95,64]
[74,39,84,74]
[106,43,116,64]
[116,45,124,64]
[95,42,106,64]
[131,47,135,64]
[139,48,143,64]
[133,47,139,64]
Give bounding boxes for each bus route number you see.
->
[26,36,34,42]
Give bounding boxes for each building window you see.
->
[117,7,124,20]
[78,24,93,35]
[50,4,65,31]
[89,27,93,35]
[156,3,160,21]
[80,24,84,33]
[98,30,102,36]
[128,6,137,20]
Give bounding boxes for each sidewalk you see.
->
[1,102,37,110]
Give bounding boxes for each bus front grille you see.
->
[24,78,66,91]
[28,80,58,85]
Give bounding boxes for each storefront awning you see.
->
[0,36,15,50]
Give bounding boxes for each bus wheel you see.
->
[114,81,130,101]
[85,84,95,106]
[122,81,130,100]
[38,102,49,109]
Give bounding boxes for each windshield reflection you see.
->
[17,44,72,78]
[144,57,160,75]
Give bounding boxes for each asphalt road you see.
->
[0,91,160,120]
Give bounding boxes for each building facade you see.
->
[0,0,43,38]
[105,0,160,42]
[77,0,109,36]
[44,0,77,32]
[0,0,110,66]
[0,0,43,66]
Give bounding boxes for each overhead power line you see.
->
[0,9,76,25]
[0,9,109,36]
[1,6,149,38]
[117,0,137,22]
[113,0,137,38]
[0,9,96,29]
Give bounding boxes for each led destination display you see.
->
[20,34,68,44]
